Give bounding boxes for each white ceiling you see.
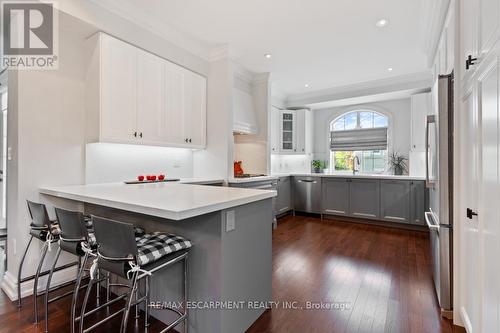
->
[98,0,430,97]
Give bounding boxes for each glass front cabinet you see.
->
[280,110,297,153]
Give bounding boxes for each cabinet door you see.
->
[410,181,425,225]
[349,179,380,219]
[276,177,292,215]
[461,0,477,82]
[478,54,500,333]
[461,87,481,333]
[184,70,207,147]
[295,109,306,154]
[380,180,410,223]
[100,34,137,143]
[411,93,430,151]
[280,111,296,153]
[163,62,187,145]
[479,0,500,56]
[322,178,349,216]
[136,49,164,144]
[270,107,280,154]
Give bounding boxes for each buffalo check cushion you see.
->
[135,232,192,266]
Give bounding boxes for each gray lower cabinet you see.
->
[348,179,380,219]
[410,180,426,225]
[322,178,349,216]
[275,177,292,215]
[380,180,411,223]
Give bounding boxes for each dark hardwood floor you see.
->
[247,214,465,333]
[0,214,465,333]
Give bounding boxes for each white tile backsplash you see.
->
[271,154,312,174]
[85,143,194,184]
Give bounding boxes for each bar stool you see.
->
[42,208,104,333]
[17,201,79,322]
[80,216,192,333]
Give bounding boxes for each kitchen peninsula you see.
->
[39,182,276,333]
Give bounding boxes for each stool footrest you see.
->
[20,261,79,284]
[75,292,128,322]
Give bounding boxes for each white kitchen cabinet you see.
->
[275,109,311,155]
[458,0,500,331]
[99,34,137,144]
[410,93,431,151]
[270,106,280,154]
[279,110,297,153]
[86,32,207,149]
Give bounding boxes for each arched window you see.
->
[330,110,389,173]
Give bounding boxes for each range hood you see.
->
[233,88,258,135]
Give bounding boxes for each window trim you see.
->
[325,106,394,173]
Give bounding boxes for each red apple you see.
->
[150,175,157,181]
[137,175,145,182]
[158,174,165,181]
[146,175,152,181]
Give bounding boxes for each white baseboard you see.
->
[1,265,78,301]
[459,306,472,333]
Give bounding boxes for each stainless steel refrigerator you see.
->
[425,73,453,317]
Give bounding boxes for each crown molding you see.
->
[285,71,433,109]
[85,0,211,61]
[422,0,453,67]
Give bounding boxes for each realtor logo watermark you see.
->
[1,1,59,69]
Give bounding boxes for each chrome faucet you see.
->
[352,155,360,175]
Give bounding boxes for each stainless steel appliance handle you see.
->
[425,115,436,188]
[425,212,440,231]
[297,179,317,183]
[253,184,275,190]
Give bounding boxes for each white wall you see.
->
[270,155,312,174]
[85,143,193,183]
[312,98,412,171]
[2,13,89,298]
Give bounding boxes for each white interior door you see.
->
[461,87,481,333]
[100,34,137,143]
[479,55,500,333]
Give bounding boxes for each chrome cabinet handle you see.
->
[466,208,478,219]
[466,55,478,70]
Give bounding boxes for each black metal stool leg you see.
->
[71,252,89,333]
[17,235,33,308]
[34,242,49,323]
[44,246,62,333]
[144,275,150,328]
[79,276,95,333]
[183,256,188,333]
[134,283,140,319]
[120,272,139,333]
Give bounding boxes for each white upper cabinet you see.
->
[270,106,280,154]
[100,34,137,143]
[86,32,207,148]
[410,93,431,152]
[272,109,311,155]
[136,49,164,144]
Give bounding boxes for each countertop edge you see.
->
[270,173,426,181]
[39,186,276,221]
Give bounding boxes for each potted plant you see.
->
[388,152,408,175]
[312,160,328,173]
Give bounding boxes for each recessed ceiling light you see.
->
[376,19,389,28]
[304,84,310,88]
[388,67,393,71]
[264,53,272,59]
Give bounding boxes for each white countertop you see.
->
[39,182,276,220]
[177,178,225,185]
[226,175,279,184]
[271,173,426,181]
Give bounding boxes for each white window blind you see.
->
[330,127,388,151]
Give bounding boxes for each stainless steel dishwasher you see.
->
[293,176,321,213]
